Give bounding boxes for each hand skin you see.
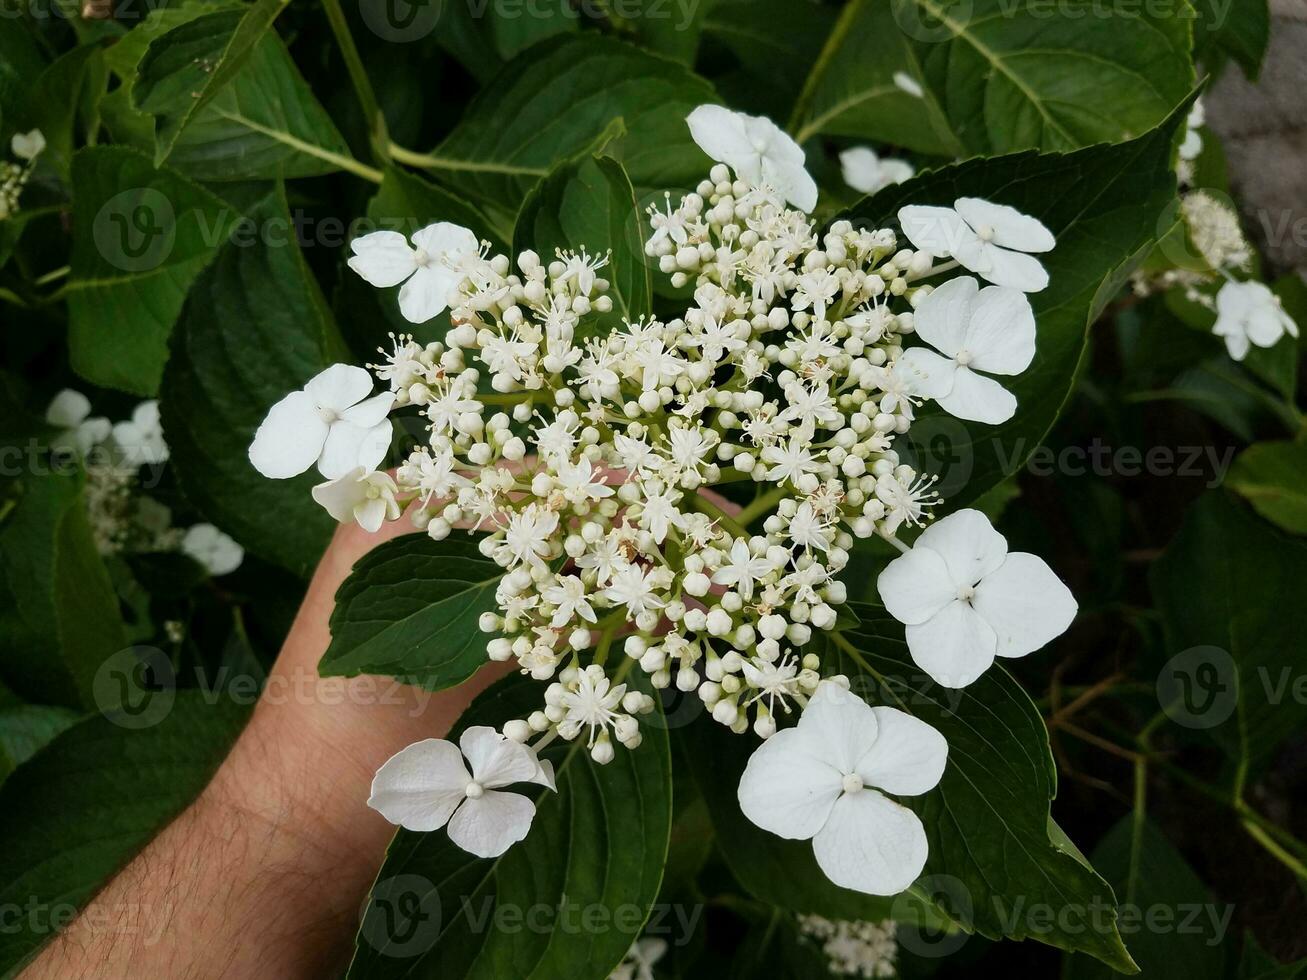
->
[22,518,511,980]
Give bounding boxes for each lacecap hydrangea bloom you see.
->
[249,105,1077,894]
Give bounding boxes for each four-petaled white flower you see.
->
[877,509,1077,688]
[840,147,914,195]
[738,682,947,895]
[311,466,401,532]
[249,364,395,480]
[46,389,109,456]
[348,222,479,324]
[10,129,46,161]
[180,523,244,576]
[687,105,817,212]
[899,198,1055,292]
[899,276,1036,424]
[368,726,554,857]
[112,400,169,466]
[1212,279,1299,361]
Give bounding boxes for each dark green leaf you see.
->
[0,703,81,784]
[827,606,1135,971]
[1065,815,1227,980]
[1194,0,1270,79]
[791,0,1193,155]
[131,0,290,165]
[427,34,717,209]
[1226,441,1307,535]
[322,532,499,689]
[159,187,345,577]
[514,153,652,338]
[66,146,241,395]
[0,467,127,710]
[1151,490,1307,776]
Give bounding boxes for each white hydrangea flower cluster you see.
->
[339,170,1006,762]
[252,105,1074,887]
[797,914,898,978]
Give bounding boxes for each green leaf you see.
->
[791,0,1193,155]
[1194,0,1270,79]
[18,42,105,181]
[345,672,672,979]
[426,34,717,210]
[489,0,578,59]
[66,146,241,396]
[321,533,500,689]
[131,0,290,165]
[1065,815,1227,980]
[1151,490,1307,776]
[0,467,127,711]
[701,0,837,124]
[827,606,1135,971]
[609,0,708,65]
[0,703,81,785]
[159,187,345,577]
[102,3,350,181]
[839,98,1191,508]
[1227,441,1307,535]
[514,152,652,338]
[0,693,248,977]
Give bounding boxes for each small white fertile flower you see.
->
[10,129,45,162]
[249,364,394,480]
[737,682,947,895]
[347,222,479,323]
[840,147,914,195]
[877,509,1076,688]
[609,937,667,980]
[368,727,554,857]
[712,537,776,600]
[112,400,169,466]
[898,276,1035,424]
[180,523,244,576]
[797,915,897,978]
[686,104,817,212]
[899,198,1055,292]
[1212,279,1299,361]
[46,389,110,455]
[311,466,401,532]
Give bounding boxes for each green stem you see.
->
[34,265,69,287]
[322,0,389,164]
[735,485,787,527]
[208,107,383,183]
[388,142,547,177]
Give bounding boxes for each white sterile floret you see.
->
[877,509,1077,688]
[898,276,1036,423]
[310,466,401,532]
[609,937,667,980]
[1212,279,1299,361]
[249,364,394,479]
[839,147,914,195]
[180,523,244,576]
[112,400,169,466]
[367,726,554,857]
[46,389,110,456]
[347,222,480,323]
[737,682,947,895]
[898,197,1055,292]
[686,104,817,212]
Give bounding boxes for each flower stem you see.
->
[686,491,749,539]
[322,0,389,165]
[735,485,787,527]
